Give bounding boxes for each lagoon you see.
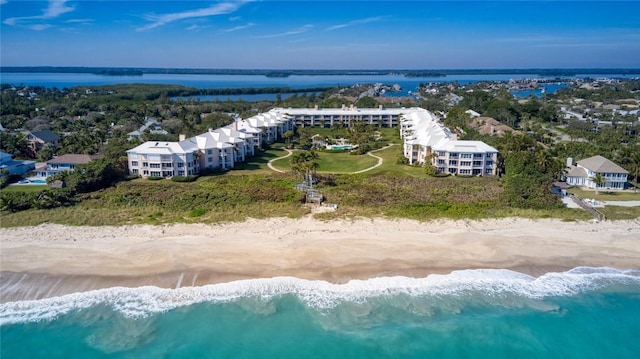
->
[1,71,635,100]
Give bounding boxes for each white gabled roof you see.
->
[192,132,234,149]
[399,108,497,155]
[434,140,498,153]
[218,126,255,140]
[276,106,424,116]
[127,140,199,155]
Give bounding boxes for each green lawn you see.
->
[270,150,378,173]
[365,145,434,177]
[567,188,640,201]
[227,147,290,175]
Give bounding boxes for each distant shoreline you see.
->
[2,66,640,78]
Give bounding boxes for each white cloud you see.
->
[65,18,93,24]
[43,0,74,18]
[325,16,385,31]
[28,24,52,31]
[223,22,254,32]
[3,0,75,27]
[257,24,313,38]
[138,1,251,31]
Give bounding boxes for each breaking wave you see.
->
[2,267,639,325]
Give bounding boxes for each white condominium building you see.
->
[277,105,422,128]
[127,111,294,178]
[126,140,200,178]
[126,106,498,178]
[236,110,294,143]
[401,109,498,176]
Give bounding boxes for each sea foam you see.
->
[1,267,638,325]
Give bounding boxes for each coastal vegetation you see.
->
[0,168,593,227]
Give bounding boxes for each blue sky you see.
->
[1,1,639,69]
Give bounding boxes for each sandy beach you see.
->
[1,217,639,302]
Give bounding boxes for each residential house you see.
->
[565,155,628,190]
[0,151,36,176]
[465,109,481,118]
[24,130,61,153]
[127,117,169,141]
[34,154,100,178]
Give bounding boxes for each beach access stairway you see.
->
[568,193,606,221]
[294,182,324,205]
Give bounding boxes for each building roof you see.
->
[435,140,498,153]
[47,154,98,165]
[577,155,629,174]
[127,140,199,155]
[566,166,587,177]
[0,151,13,162]
[275,106,423,116]
[29,130,60,142]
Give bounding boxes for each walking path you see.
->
[351,144,396,174]
[267,148,293,173]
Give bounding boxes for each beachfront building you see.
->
[400,109,498,175]
[34,154,100,178]
[191,131,236,170]
[126,106,498,178]
[126,119,270,178]
[278,105,421,128]
[127,140,201,177]
[565,155,628,190]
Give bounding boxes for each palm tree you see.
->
[590,173,607,196]
[631,152,640,192]
[290,151,319,184]
[282,130,294,148]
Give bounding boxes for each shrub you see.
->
[172,175,199,182]
[188,208,207,217]
[147,176,164,181]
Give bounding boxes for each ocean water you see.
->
[2,267,639,358]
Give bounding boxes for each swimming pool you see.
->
[17,178,48,185]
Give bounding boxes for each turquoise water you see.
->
[2,268,639,358]
[511,83,569,99]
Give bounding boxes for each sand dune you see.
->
[1,217,639,301]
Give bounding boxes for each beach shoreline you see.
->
[1,217,639,302]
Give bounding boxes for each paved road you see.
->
[603,200,640,207]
